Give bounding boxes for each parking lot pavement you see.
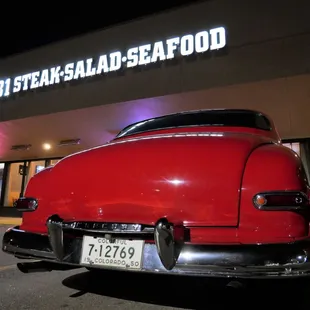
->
[1,224,310,309]
[1,262,310,310]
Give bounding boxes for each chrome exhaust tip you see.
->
[17,261,81,274]
[17,261,53,273]
[226,280,246,290]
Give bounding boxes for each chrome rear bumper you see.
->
[3,217,310,279]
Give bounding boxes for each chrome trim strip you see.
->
[65,228,154,234]
[62,221,154,234]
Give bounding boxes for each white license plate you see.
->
[80,236,145,270]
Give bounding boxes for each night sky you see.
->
[1,0,203,59]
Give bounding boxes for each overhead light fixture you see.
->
[58,139,81,147]
[11,144,32,151]
[42,143,52,150]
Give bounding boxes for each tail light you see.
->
[13,197,38,212]
[253,191,309,211]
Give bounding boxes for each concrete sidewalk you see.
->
[0,217,22,225]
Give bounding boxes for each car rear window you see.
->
[116,110,272,138]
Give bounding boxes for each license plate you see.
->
[80,235,145,270]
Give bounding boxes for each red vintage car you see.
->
[2,109,310,280]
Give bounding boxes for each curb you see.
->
[0,217,22,225]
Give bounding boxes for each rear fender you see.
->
[21,167,55,233]
[238,144,309,243]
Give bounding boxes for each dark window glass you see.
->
[116,110,272,138]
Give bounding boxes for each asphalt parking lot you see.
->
[1,224,310,309]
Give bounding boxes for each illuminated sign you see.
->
[0,26,226,98]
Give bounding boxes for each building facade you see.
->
[0,0,310,213]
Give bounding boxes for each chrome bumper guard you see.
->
[3,215,310,278]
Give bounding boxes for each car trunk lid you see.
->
[44,132,272,227]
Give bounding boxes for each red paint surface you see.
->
[21,122,309,245]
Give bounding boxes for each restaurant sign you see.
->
[0,26,226,98]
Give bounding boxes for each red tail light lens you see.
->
[14,197,38,212]
[253,191,308,211]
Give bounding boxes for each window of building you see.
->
[3,162,24,206]
[1,158,63,207]
[50,159,61,166]
[283,142,300,156]
[24,160,46,189]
